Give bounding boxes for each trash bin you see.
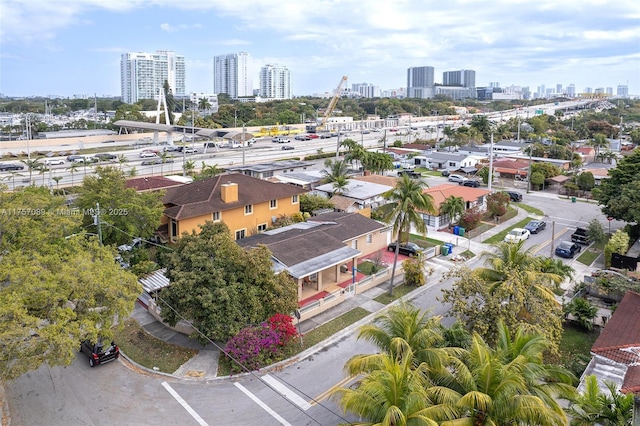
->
[458,227,465,237]
[441,245,449,256]
[453,226,460,235]
[571,196,576,203]
[445,243,454,254]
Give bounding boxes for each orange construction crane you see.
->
[306,75,348,133]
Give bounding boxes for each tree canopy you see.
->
[597,150,640,223]
[0,187,140,380]
[74,166,165,246]
[159,221,298,341]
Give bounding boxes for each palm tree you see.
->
[438,196,465,229]
[158,151,172,175]
[568,375,633,426]
[378,175,436,295]
[537,257,575,282]
[20,158,41,184]
[199,162,222,179]
[183,160,196,177]
[476,241,562,300]
[117,154,128,171]
[198,97,212,113]
[431,324,573,425]
[333,339,452,426]
[52,176,63,193]
[587,133,609,160]
[66,162,80,186]
[322,158,350,184]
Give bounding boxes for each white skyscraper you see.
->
[407,66,435,98]
[213,52,252,99]
[120,50,185,104]
[259,64,291,100]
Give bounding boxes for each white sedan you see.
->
[503,228,531,243]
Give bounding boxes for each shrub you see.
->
[267,314,298,345]
[459,206,482,230]
[403,256,425,287]
[564,297,598,331]
[486,192,510,218]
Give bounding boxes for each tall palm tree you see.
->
[183,160,196,177]
[66,162,80,186]
[430,325,572,425]
[198,97,212,113]
[438,196,465,229]
[476,241,561,300]
[20,158,41,184]
[52,176,63,193]
[199,162,222,179]
[322,158,350,184]
[378,175,436,295]
[587,133,609,160]
[333,339,453,426]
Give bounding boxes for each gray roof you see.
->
[113,120,174,132]
[426,152,467,161]
[314,180,393,201]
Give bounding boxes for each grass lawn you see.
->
[577,248,600,266]
[557,322,600,378]
[482,217,534,244]
[518,203,544,216]
[113,318,199,374]
[217,307,371,376]
[410,234,445,247]
[374,284,416,304]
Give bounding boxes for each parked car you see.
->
[0,163,24,171]
[140,150,157,158]
[448,174,467,183]
[93,153,117,162]
[272,137,289,143]
[460,180,480,187]
[80,339,119,367]
[319,133,332,139]
[387,241,423,257]
[397,170,421,178]
[66,154,84,162]
[281,145,295,150]
[504,191,523,202]
[503,228,531,243]
[163,146,180,152]
[524,220,546,234]
[44,158,65,166]
[555,241,582,258]
[441,170,451,177]
[571,227,591,245]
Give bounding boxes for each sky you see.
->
[1,0,639,99]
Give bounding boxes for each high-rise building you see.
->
[259,64,291,100]
[120,50,185,104]
[442,69,476,89]
[351,83,380,98]
[213,52,252,99]
[617,85,629,98]
[407,66,434,98]
[567,84,576,97]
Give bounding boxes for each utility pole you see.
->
[488,132,494,191]
[550,221,555,258]
[94,202,103,246]
[527,144,533,193]
[242,124,246,166]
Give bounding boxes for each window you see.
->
[292,194,299,204]
[270,199,277,209]
[352,240,358,249]
[171,219,178,241]
[244,204,253,214]
[235,229,246,240]
[212,211,220,221]
[263,171,273,178]
[366,234,372,244]
[257,223,267,232]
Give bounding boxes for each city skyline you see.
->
[1,0,638,98]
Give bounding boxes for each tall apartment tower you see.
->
[259,64,291,100]
[213,52,253,99]
[442,69,476,88]
[617,85,629,98]
[567,84,576,97]
[120,50,186,104]
[407,66,434,98]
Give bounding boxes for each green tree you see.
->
[597,150,640,223]
[160,222,298,341]
[586,217,607,245]
[564,297,598,331]
[587,133,609,159]
[604,229,630,268]
[322,158,350,195]
[0,187,140,379]
[66,162,80,186]
[20,158,42,184]
[183,160,196,177]
[299,193,334,214]
[485,191,510,218]
[378,175,436,295]
[576,171,595,191]
[197,162,222,180]
[438,195,465,228]
[530,170,546,189]
[74,166,164,246]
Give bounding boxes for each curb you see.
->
[0,379,10,426]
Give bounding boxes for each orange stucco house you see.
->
[161,173,308,241]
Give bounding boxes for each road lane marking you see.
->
[161,381,209,426]
[530,228,569,254]
[310,375,356,406]
[234,382,292,426]
[262,374,312,411]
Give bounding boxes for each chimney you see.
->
[221,182,238,203]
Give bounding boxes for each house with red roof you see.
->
[580,291,640,396]
[421,183,491,230]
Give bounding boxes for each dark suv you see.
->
[80,340,120,367]
[387,242,423,257]
[504,191,523,202]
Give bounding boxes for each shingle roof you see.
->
[162,173,307,220]
[126,176,183,192]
